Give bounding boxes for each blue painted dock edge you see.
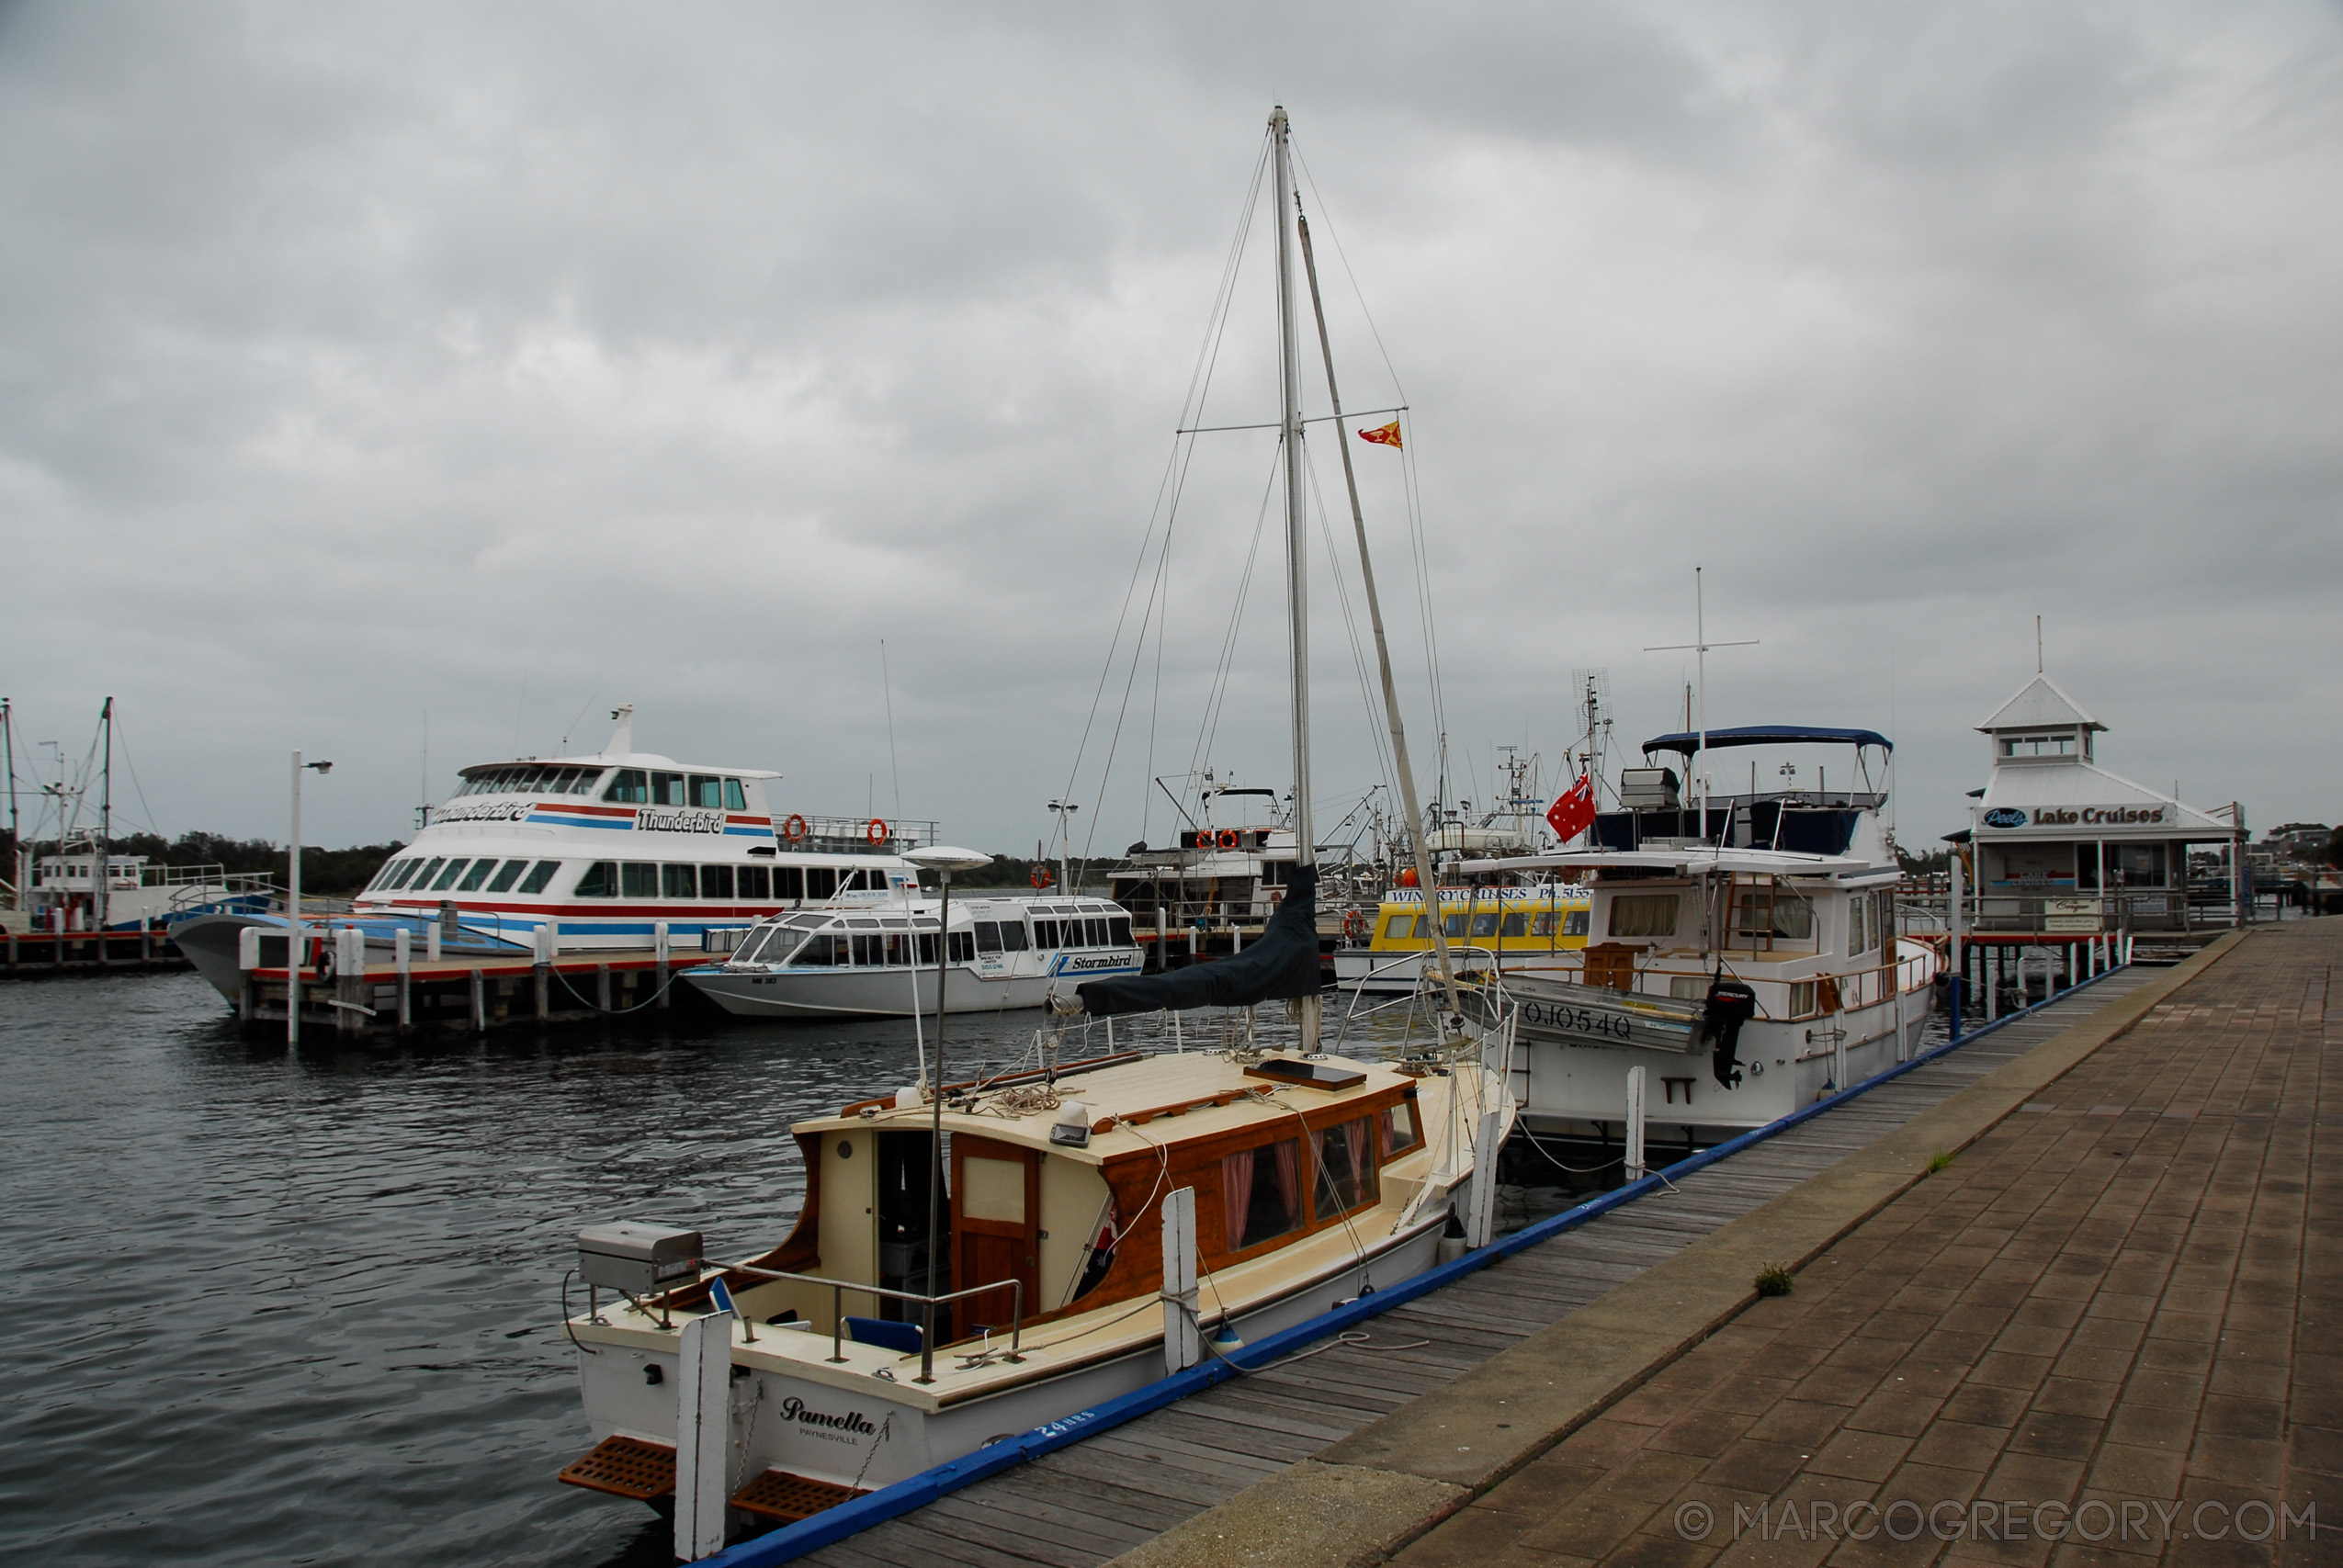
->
[699,964,2125,1565]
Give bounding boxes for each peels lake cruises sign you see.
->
[1980,804,2168,831]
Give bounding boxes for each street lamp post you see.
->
[900,845,992,1386]
[288,751,333,1044]
[1046,800,1078,894]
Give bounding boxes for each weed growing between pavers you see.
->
[1925,1149,1956,1174]
[1753,1264,1794,1298]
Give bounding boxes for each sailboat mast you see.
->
[1271,107,1319,1051]
[1295,207,1464,1015]
[96,697,112,932]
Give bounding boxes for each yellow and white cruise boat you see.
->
[1333,882,1591,995]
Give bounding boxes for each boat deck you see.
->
[787,970,2155,1568]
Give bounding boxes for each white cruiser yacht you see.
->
[1462,726,1941,1144]
[173,707,934,1005]
[685,897,1143,1019]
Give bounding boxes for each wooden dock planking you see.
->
[796,970,2155,1568]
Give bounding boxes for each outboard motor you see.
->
[1702,978,1760,1089]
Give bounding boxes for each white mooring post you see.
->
[394,929,412,1031]
[1160,1187,1200,1373]
[654,921,671,1009]
[425,920,441,964]
[673,1306,736,1562]
[1624,1065,1647,1181]
[1464,1107,1503,1249]
[534,922,553,1021]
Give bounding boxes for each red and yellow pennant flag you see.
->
[1356,420,1402,450]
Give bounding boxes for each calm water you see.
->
[0,972,1444,1566]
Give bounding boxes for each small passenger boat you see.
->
[1334,882,1591,995]
[683,897,1143,1019]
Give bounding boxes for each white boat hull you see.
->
[683,953,1141,1020]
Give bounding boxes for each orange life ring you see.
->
[1031,865,1054,888]
[866,818,889,846]
[1216,829,1239,851]
[782,813,809,843]
[1342,908,1370,941]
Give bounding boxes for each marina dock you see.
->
[704,937,2261,1566]
[1,923,188,978]
[234,948,692,1035]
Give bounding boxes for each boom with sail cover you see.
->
[1070,866,1321,1017]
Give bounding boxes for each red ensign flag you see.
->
[1546,773,1597,842]
[1357,420,1402,449]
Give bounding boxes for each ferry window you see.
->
[603,770,648,804]
[739,865,771,899]
[1088,918,1110,947]
[1470,912,1500,938]
[974,921,1002,954]
[650,772,686,806]
[621,863,659,897]
[429,859,471,892]
[662,864,698,898]
[485,860,527,894]
[545,767,577,794]
[948,931,975,963]
[569,769,602,795]
[690,774,722,809]
[1380,1101,1421,1160]
[518,861,561,895]
[1500,913,1528,938]
[776,866,806,900]
[1223,1139,1302,1249]
[806,867,837,899]
[850,934,880,965]
[1033,919,1058,947]
[1565,911,1590,937]
[513,767,543,794]
[1312,1118,1379,1214]
[792,934,837,967]
[702,864,735,899]
[883,931,911,966]
[1608,894,1680,938]
[574,862,616,897]
[410,857,447,890]
[458,860,498,893]
[1110,917,1132,945]
[856,868,886,891]
[723,778,748,811]
[916,932,938,964]
[1383,915,1417,940]
[1441,912,1466,938]
[999,921,1029,953]
[1530,912,1556,938]
[376,859,416,892]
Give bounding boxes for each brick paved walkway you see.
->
[1394,922,2338,1566]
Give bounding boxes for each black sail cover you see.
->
[1075,865,1322,1018]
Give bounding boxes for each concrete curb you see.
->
[1104,931,2251,1568]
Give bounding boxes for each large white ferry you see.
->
[174,708,934,1004]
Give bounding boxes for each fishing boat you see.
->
[552,108,1513,1557]
[172,706,930,1005]
[682,896,1143,1019]
[1333,881,1591,994]
[1460,726,1941,1144]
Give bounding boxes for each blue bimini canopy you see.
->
[1641,726,1893,756]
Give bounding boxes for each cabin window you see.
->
[1090,918,1112,947]
[850,934,881,965]
[775,866,804,900]
[1380,1101,1421,1160]
[882,931,911,965]
[379,859,422,892]
[429,859,470,892]
[1500,913,1528,938]
[947,931,975,963]
[574,862,617,897]
[485,860,527,894]
[791,934,838,966]
[702,864,735,899]
[1732,889,1814,942]
[998,920,1029,953]
[568,769,602,796]
[960,1157,1026,1223]
[1530,912,1556,937]
[806,867,837,899]
[1222,1139,1303,1249]
[739,865,771,899]
[621,863,659,898]
[1849,898,1869,956]
[917,932,939,964]
[1440,912,1467,938]
[646,772,684,807]
[662,864,697,898]
[517,860,561,894]
[1790,981,1817,1017]
[1384,914,1419,940]
[455,859,496,893]
[974,921,1002,954]
[1033,919,1058,948]
[1609,894,1680,938]
[603,770,648,804]
[1565,911,1590,937]
[688,774,722,809]
[723,778,748,811]
[1109,917,1132,945]
[1312,1118,1379,1214]
[1464,912,1498,938]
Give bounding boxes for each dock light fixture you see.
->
[900,844,993,1385]
[287,752,334,1045]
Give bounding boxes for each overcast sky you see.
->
[3,1,2337,861]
